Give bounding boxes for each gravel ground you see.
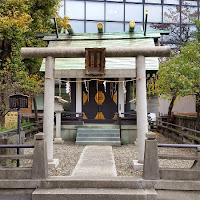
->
[49,141,85,176]
[20,139,85,176]
[21,132,196,177]
[156,131,195,169]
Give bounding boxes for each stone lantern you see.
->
[54,96,68,143]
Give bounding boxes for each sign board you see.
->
[5,112,18,128]
[9,94,29,109]
[85,48,105,75]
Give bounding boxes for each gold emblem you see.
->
[83,112,88,119]
[95,91,105,105]
[113,91,117,105]
[95,112,105,120]
[83,91,88,105]
[113,113,118,120]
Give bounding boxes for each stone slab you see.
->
[72,146,117,177]
[0,189,34,200]
[133,160,143,171]
[154,180,200,191]
[0,168,32,179]
[160,169,200,180]
[156,190,200,200]
[54,138,64,144]
[48,159,59,168]
[32,188,157,200]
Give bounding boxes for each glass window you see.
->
[86,21,104,33]
[59,0,64,18]
[126,0,143,2]
[86,2,104,20]
[144,5,162,23]
[145,0,161,3]
[164,0,179,5]
[65,0,84,20]
[105,22,124,32]
[181,6,198,23]
[125,4,143,22]
[106,3,124,21]
[189,25,197,35]
[146,23,159,31]
[107,0,123,2]
[163,6,180,23]
[70,20,84,33]
[182,0,198,6]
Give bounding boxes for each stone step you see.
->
[76,137,121,142]
[0,168,32,179]
[76,128,121,146]
[78,124,118,129]
[40,177,143,189]
[77,133,120,137]
[77,129,120,134]
[75,141,121,146]
[159,169,200,180]
[32,188,157,200]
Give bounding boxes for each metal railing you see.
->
[0,133,48,179]
[0,122,43,136]
[0,144,34,167]
[143,131,200,180]
[117,112,137,138]
[158,143,200,148]
[61,111,83,121]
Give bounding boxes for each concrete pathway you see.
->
[71,146,117,177]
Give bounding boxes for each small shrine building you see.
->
[40,29,166,123]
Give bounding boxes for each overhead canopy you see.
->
[40,32,160,78]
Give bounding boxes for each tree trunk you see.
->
[0,39,11,69]
[32,96,38,122]
[167,95,177,122]
[196,93,200,131]
[0,93,7,126]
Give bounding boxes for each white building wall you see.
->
[147,96,159,116]
[158,96,196,116]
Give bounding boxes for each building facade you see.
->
[59,0,200,48]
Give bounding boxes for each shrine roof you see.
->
[40,31,165,77]
[42,30,168,41]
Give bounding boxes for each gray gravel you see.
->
[156,132,195,169]
[20,140,85,176]
[49,141,85,176]
[21,132,196,177]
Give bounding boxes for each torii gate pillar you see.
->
[43,56,59,167]
[133,55,148,170]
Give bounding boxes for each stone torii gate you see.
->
[21,46,171,167]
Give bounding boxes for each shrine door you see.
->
[82,80,118,121]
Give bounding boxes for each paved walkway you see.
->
[71,146,117,177]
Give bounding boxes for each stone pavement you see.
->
[71,145,117,177]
